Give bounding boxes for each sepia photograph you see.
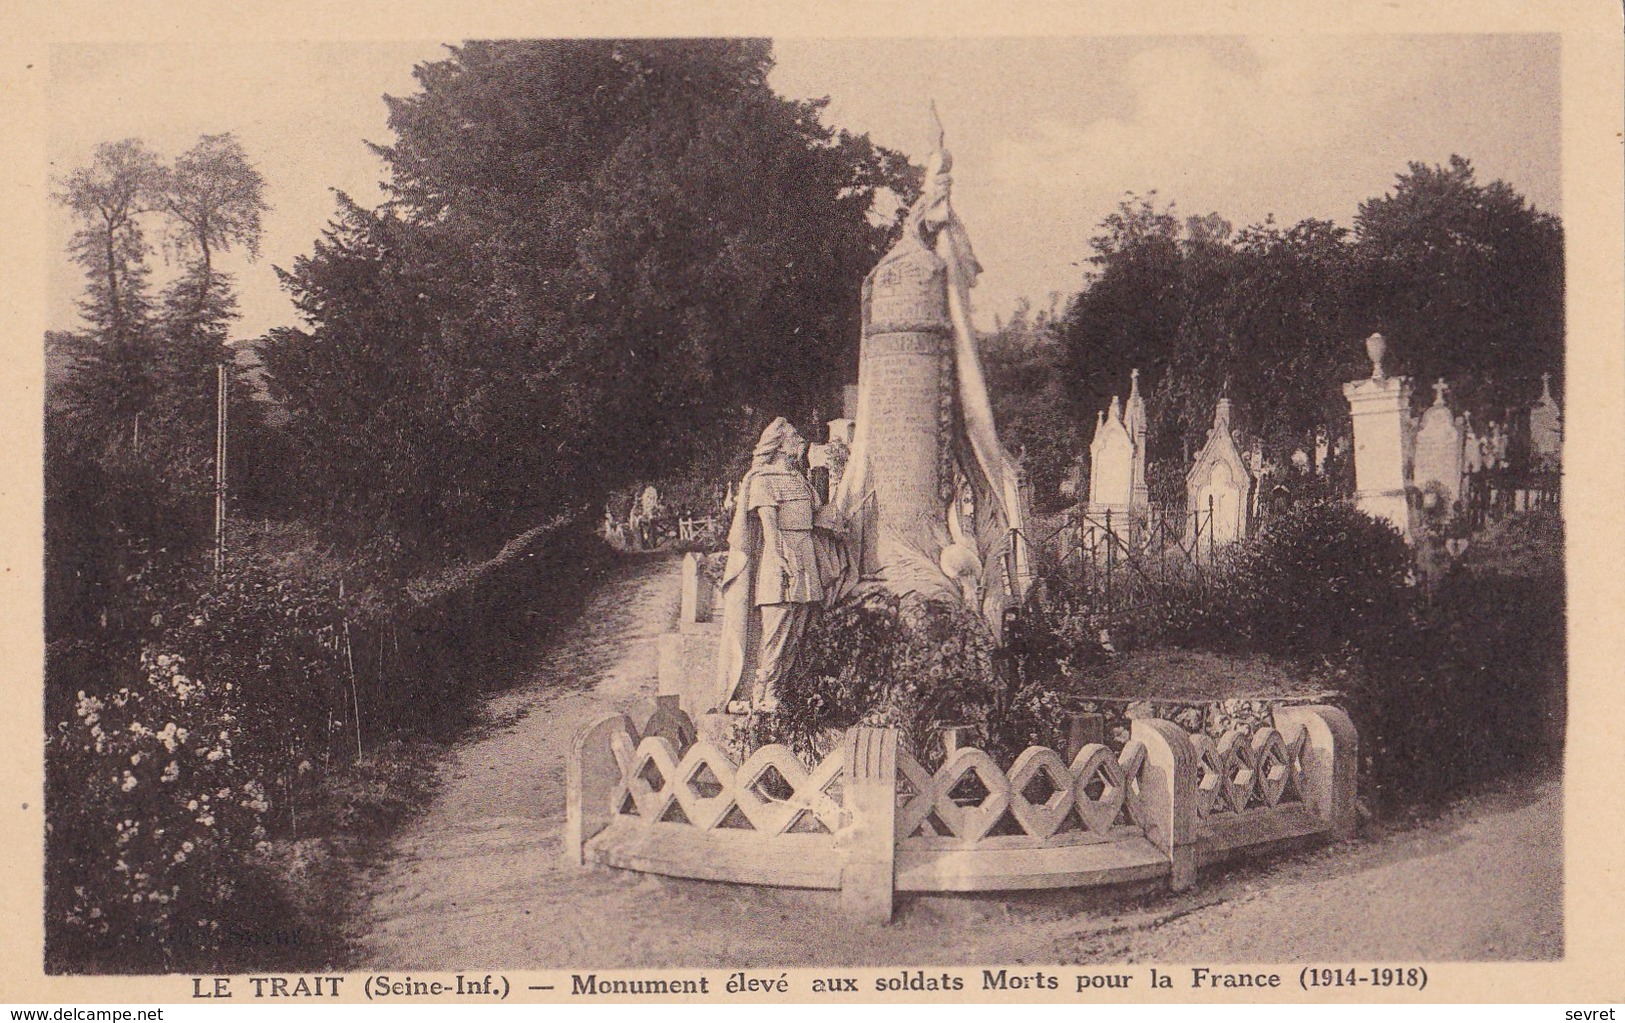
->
[7,7,1623,1006]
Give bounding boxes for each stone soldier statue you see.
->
[715,418,855,710]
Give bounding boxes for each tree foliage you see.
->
[261,40,915,554]
[47,133,269,636]
[1353,154,1563,421]
[1056,159,1562,472]
[979,296,1081,512]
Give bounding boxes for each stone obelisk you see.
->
[833,116,1030,627]
[856,220,956,569]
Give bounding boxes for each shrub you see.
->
[1338,559,1565,812]
[46,651,275,971]
[766,593,1070,768]
[45,515,615,972]
[1229,500,1413,657]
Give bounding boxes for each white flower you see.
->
[186,800,199,811]
[181,841,195,853]
[205,749,224,762]
[160,761,179,783]
[297,760,312,774]
[130,753,142,767]
[120,772,137,792]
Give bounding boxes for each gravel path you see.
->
[354,554,1562,968]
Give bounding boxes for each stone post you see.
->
[679,552,713,625]
[1343,333,1416,541]
[565,713,639,865]
[838,725,899,923]
[1273,705,1359,841]
[1130,718,1199,890]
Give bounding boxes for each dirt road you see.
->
[354,554,1562,968]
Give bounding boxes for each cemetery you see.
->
[40,39,1567,971]
[564,129,1559,922]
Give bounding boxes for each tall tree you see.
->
[154,133,269,391]
[263,39,915,553]
[54,139,164,424]
[1354,155,1563,421]
[48,134,270,633]
[979,309,1080,513]
[151,133,271,502]
[1059,195,1243,462]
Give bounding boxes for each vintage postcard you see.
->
[2,0,1622,1009]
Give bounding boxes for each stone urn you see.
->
[1365,332,1388,380]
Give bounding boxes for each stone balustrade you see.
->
[567,703,1357,923]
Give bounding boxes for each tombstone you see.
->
[1185,398,1254,545]
[1342,333,1416,541]
[1462,413,1483,473]
[1413,379,1465,512]
[1529,372,1562,470]
[1084,370,1149,522]
[1087,396,1135,513]
[1124,368,1149,507]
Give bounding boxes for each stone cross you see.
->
[1432,379,1449,406]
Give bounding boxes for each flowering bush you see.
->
[48,650,272,970]
[161,566,348,822]
[765,593,1070,768]
[47,515,614,971]
[45,552,354,972]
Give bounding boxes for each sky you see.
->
[45,35,1560,340]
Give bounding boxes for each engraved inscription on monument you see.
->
[863,331,949,547]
